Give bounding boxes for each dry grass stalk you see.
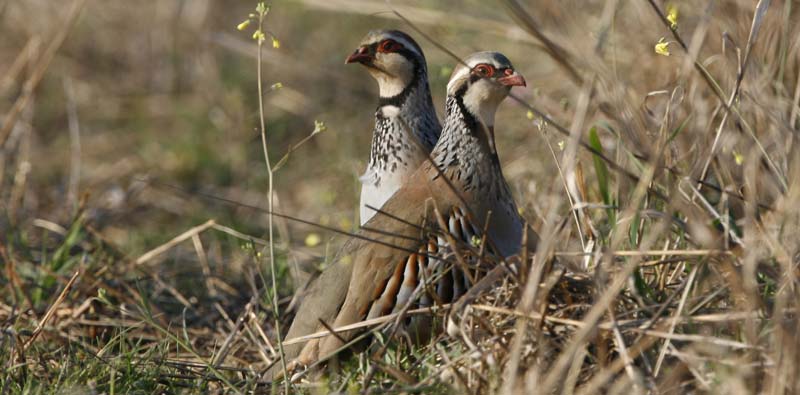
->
[20,270,80,353]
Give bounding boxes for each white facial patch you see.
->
[369,53,414,98]
[461,79,507,127]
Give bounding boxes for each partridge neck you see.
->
[432,95,504,196]
[367,70,440,172]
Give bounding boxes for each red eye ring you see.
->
[378,39,403,53]
[474,64,495,77]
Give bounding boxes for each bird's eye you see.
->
[474,64,495,77]
[378,39,403,53]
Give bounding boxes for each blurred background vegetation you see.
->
[1,0,576,318]
[0,0,570,245]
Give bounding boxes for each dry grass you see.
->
[1,0,799,393]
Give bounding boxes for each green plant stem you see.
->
[255,10,289,391]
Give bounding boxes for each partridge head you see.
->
[445,51,526,127]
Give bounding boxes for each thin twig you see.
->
[21,271,81,352]
[135,219,216,265]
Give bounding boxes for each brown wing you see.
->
[276,238,356,371]
[283,163,443,363]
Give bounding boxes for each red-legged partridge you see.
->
[277,51,536,377]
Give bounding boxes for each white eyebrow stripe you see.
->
[446,66,472,92]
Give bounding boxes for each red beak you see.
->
[346,46,373,64]
[497,74,526,87]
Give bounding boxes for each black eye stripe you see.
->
[382,39,399,49]
[375,38,413,53]
[471,66,512,76]
[370,42,422,66]
[382,30,425,56]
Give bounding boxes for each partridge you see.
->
[346,30,441,225]
[277,51,534,376]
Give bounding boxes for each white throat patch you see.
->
[461,79,506,127]
[370,69,410,97]
[380,105,401,118]
[368,53,414,98]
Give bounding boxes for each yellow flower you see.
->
[557,140,565,151]
[526,110,535,120]
[338,217,352,230]
[237,19,251,31]
[304,233,321,247]
[313,120,327,134]
[440,66,452,78]
[252,30,266,42]
[270,82,283,90]
[733,151,744,165]
[666,4,678,28]
[655,37,670,56]
[271,37,281,49]
[470,235,481,247]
